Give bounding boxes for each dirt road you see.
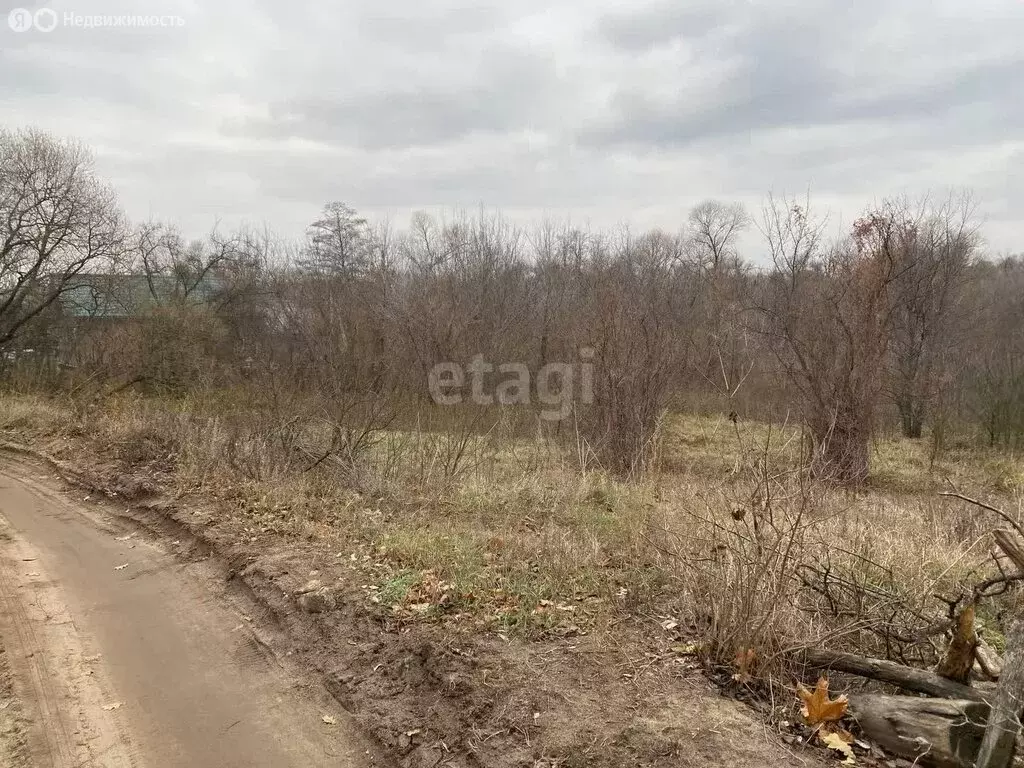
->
[0,457,380,768]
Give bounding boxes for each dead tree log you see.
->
[994,529,1024,572]
[801,649,990,702]
[850,694,988,768]
[974,619,1024,768]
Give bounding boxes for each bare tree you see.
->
[756,195,905,484]
[684,200,752,409]
[0,128,125,350]
[686,199,750,273]
[10,123,1024,483]
[300,202,368,277]
[885,195,979,438]
[134,221,258,307]
[961,257,1024,447]
[581,228,692,476]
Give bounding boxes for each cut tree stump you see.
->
[936,604,979,685]
[850,694,988,768]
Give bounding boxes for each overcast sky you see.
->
[2,0,1022,256]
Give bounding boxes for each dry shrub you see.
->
[109,423,178,467]
[656,421,1007,682]
[669,472,826,675]
[668,483,1010,685]
[79,392,505,503]
[578,236,687,479]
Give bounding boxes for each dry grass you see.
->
[0,395,72,435]
[3,392,1022,681]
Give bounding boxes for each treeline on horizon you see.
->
[3,127,1024,484]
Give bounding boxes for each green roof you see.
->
[60,274,223,318]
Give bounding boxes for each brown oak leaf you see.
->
[797,676,848,726]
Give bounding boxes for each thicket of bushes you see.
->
[3,128,1024,483]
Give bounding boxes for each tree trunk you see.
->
[810,420,870,485]
[899,399,925,439]
[974,619,1024,768]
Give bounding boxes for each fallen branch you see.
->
[976,639,1003,681]
[799,648,990,703]
[939,491,1024,540]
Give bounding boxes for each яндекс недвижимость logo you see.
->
[8,7,185,32]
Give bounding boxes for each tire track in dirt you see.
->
[0,509,136,767]
[0,459,382,768]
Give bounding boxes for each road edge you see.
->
[0,441,398,768]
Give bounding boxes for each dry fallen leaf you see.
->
[833,728,855,744]
[102,702,122,711]
[321,715,336,725]
[797,676,848,726]
[821,731,855,764]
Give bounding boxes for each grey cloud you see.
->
[595,1,734,52]
[582,2,1024,153]
[0,0,1021,254]
[227,45,568,149]
[584,56,1024,151]
[356,4,505,49]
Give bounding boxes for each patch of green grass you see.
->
[377,570,420,606]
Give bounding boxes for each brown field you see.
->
[3,391,1021,766]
